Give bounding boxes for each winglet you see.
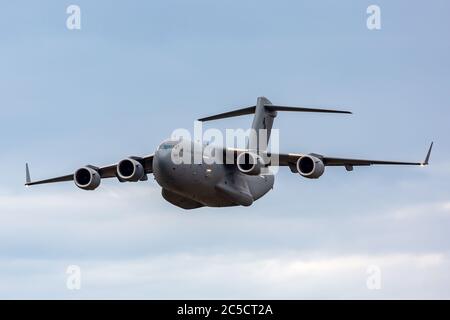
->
[422,142,433,166]
[25,163,31,186]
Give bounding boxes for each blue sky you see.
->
[0,0,449,298]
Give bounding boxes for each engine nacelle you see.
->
[296,155,325,179]
[74,167,101,190]
[117,158,145,182]
[236,152,263,175]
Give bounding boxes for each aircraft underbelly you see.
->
[161,188,204,209]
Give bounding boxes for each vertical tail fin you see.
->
[248,97,277,152]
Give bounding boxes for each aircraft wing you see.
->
[25,154,154,186]
[270,142,433,170]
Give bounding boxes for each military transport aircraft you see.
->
[25,97,433,209]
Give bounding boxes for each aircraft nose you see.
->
[155,148,176,174]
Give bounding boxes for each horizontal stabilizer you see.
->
[198,106,256,122]
[198,102,351,122]
[265,105,352,115]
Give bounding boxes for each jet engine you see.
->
[236,152,263,175]
[117,158,145,182]
[74,167,101,190]
[296,155,325,179]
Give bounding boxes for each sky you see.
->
[0,0,449,299]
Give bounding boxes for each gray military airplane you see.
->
[25,97,433,209]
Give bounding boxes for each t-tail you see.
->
[198,96,351,152]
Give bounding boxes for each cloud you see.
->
[1,252,449,299]
[390,201,450,220]
[1,186,450,298]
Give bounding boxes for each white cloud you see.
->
[391,201,450,220]
[1,252,449,299]
[1,185,450,298]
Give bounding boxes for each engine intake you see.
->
[237,152,263,175]
[74,167,101,190]
[117,158,145,182]
[296,155,325,179]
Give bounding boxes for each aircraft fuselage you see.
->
[152,140,274,209]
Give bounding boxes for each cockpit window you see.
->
[158,140,178,150]
[159,143,174,150]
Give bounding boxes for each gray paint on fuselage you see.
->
[152,140,274,209]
